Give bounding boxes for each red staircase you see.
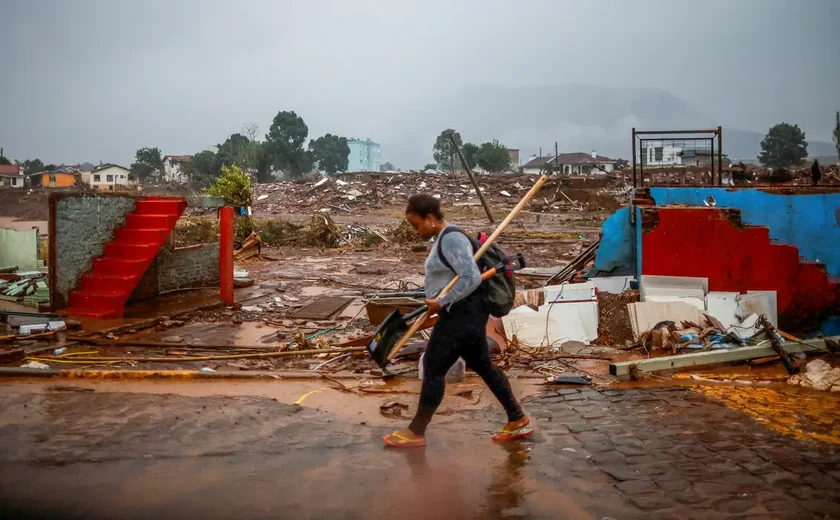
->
[61,197,187,319]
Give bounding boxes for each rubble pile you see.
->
[0,269,49,308]
[304,213,342,248]
[252,174,625,216]
[388,220,419,244]
[642,163,840,187]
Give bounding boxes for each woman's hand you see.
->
[425,298,442,315]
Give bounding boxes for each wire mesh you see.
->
[632,130,722,187]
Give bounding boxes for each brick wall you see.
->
[130,243,220,302]
[51,194,137,309]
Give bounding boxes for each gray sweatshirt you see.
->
[424,226,481,308]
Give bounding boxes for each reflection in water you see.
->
[384,439,533,520]
[482,442,530,519]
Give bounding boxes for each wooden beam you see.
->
[609,337,837,376]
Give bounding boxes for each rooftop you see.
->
[91,163,130,173]
[164,155,192,162]
[522,153,620,169]
[0,164,21,176]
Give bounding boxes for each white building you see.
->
[0,164,25,188]
[163,155,191,183]
[641,141,683,166]
[89,164,135,191]
[521,152,621,175]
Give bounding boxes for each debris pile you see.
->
[788,359,840,392]
[0,270,49,308]
[305,213,343,248]
[641,163,840,187]
[234,232,262,261]
[252,174,624,216]
[388,220,419,244]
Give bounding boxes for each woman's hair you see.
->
[406,194,444,219]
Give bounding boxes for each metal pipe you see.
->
[632,129,721,135]
[710,138,715,186]
[631,128,637,187]
[718,126,723,185]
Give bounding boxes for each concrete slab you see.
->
[705,292,740,329]
[738,291,778,327]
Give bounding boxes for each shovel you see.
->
[368,175,549,368]
[367,266,505,368]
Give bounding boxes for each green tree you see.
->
[476,140,511,173]
[265,111,314,178]
[423,163,438,171]
[254,142,275,183]
[21,158,45,174]
[184,150,220,186]
[308,134,350,175]
[758,123,808,168]
[130,147,164,183]
[220,133,249,160]
[433,129,462,173]
[204,164,253,207]
[0,155,10,165]
[461,143,480,170]
[833,111,840,164]
[380,161,395,172]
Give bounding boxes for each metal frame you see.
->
[631,127,723,188]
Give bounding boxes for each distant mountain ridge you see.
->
[374,84,835,167]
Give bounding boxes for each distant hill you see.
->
[373,84,835,167]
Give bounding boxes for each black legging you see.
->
[408,292,524,435]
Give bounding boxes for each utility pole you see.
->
[555,142,559,175]
[450,134,495,224]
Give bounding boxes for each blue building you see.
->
[346,138,381,172]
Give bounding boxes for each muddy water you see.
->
[0,377,542,427]
[0,378,602,520]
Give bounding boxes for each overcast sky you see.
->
[1,0,838,167]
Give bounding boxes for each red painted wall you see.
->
[641,207,840,321]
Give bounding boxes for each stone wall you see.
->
[52,195,136,309]
[130,243,220,302]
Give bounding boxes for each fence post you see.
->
[220,207,234,306]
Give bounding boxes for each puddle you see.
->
[300,286,331,296]
[0,377,542,428]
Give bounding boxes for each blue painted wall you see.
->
[591,207,636,276]
[649,188,840,279]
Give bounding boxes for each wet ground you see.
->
[1,379,839,519]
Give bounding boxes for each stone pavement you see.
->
[528,386,840,518]
[0,383,838,519]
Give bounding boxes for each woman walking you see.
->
[383,194,531,447]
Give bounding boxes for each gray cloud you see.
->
[1,0,838,167]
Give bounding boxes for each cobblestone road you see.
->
[0,383,838,519]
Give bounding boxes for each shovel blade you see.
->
[367,309,409,368]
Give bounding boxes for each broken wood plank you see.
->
[758,315,799,375]
[289,296,354,320]
[609,336,838,376]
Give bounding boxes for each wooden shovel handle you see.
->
[386,174,549,361]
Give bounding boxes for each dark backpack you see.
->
[436,226,517,317]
